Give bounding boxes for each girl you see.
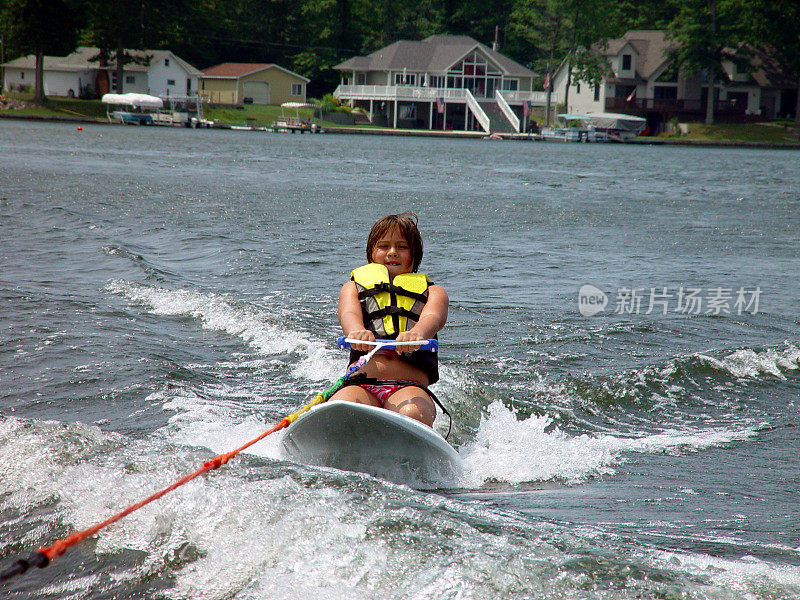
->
[332,212,448,427]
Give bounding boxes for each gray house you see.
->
[552,30,796,130]
[334,35,549,133]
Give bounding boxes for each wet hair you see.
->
[366,212,424,272]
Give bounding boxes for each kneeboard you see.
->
[280,400,460,486]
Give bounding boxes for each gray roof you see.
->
[2,46,201,76]
[335,35,533,77]
[593,30,673,80]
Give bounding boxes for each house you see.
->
[551,30,796,131]
[1,46,201,98]
[333,34,549,133]
[199,63,309,105]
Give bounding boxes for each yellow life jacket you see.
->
[351,263,432,338]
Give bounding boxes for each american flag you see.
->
[627,88,637,102]
[542,70,551,91]
[436,97,444,114]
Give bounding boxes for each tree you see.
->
[745,0,800,124]
[667,0,747,125]
[1,0,82,102]
[511,0,614,119]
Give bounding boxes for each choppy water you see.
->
[1,119,799,599]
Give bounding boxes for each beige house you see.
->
[552,30,796,131]
[200,63,309,105]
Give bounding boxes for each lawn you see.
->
[0,92,351,128]
[671,121,800,143]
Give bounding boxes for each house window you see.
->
[394,73,415,85]
[501,79,518,91]
[594,85,600,101]
[654,85,677,100]
[164,58,170,67]
[167,79,176,86]
[428,75,444,88]
[20,72,24,80]
[291,83,303,96]
[357,73,366,85]
[125,75,135,84]
[622,54,632,70]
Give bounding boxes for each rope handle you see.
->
[336,336,438,352]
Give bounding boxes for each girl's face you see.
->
[371,227,413,279]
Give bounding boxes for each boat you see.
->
[540,112,647,142]
[102,93,208,127]
[585,112,647,140]
[101,93,163,125]
[274,102,321,133]
[279,399,461,486]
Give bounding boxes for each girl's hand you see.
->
[346,329,375,352]
[395,330,425,354]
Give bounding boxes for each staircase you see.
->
[479,101,517,134]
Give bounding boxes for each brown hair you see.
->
[366,212,424,272]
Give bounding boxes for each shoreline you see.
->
[3,112,799,149]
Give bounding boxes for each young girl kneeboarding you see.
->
[332,212,448,427]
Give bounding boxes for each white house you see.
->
[2,47,202,99]
[334,35,548,133]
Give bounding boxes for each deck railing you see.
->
[605,97,746,114]
[334,85,555,107]
[464,89,490,132]
[494,90,520,132]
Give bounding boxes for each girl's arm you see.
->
[338,280,375,351]
[396,284,448,352]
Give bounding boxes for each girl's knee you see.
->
[386,388,436,426]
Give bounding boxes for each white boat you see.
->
[279,400,461,486]
[541,112,646,142]
[274,101,321,132]
[102,93,163,125]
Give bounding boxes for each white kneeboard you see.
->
[279,400,461,486]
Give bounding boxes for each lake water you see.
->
[1,119,799,599]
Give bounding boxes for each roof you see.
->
[592,30,673,80]
[201,62,310,82]
[335,35,533,78]
[1,46,202,76]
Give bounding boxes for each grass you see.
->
[663,121,800,143]
[0,91,108,119]
[0,91,351,127]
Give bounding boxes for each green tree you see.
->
[1,0,83,102]
[745,0,800,124]
[667,0,747,125]
[512,0,614,120]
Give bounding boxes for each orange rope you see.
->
[2,368,348,581]
[38,417,290,561]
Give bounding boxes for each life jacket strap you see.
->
[357,283,429,304]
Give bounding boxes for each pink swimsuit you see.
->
[357,383,405,407]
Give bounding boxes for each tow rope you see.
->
[1,342,392,583]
